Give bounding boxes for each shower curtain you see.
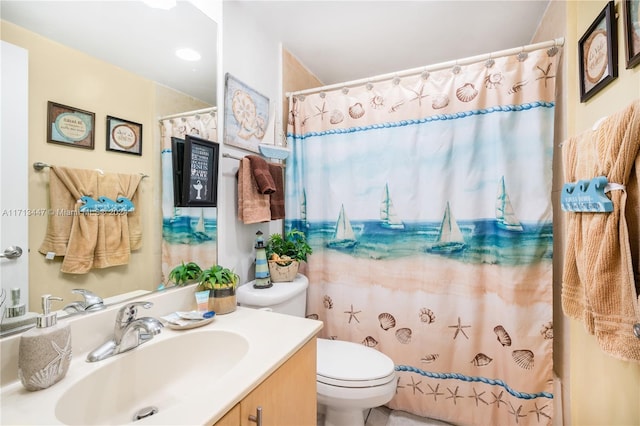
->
[160,109,218,282]
[286,46,559,426]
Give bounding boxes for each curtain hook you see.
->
[365,80,374,91]
[517,47,528,62]
[485,53,495,68]
[452,61,461,74]
[421,68,430,80]
[547,40,559,57]
[392,75,401,85]
[341,86,349,95]
[319,91,326,99]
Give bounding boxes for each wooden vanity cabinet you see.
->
[213,337,317,426]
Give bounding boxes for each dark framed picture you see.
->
[624,0,640,68]
[106,116,143,155]
[223,73,269,153]
[578,1,618,103]
[47,101,95,149]
[181,135,219,207]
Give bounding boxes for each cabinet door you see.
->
[240,338,317,426]
[212,403,239,426]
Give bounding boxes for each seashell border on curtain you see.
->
[286,46,559,425]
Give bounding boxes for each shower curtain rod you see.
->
[159,106,217,121]
[286,37,564,98]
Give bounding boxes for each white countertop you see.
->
[0,304,322,425]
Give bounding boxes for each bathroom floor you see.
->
[318,406,453,426]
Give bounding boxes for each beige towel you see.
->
[92,173,143,269]
[39,167,99,265]
[238,157,270,224]
[561,99,640,362]
[39,167,142,274]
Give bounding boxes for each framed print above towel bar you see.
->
[578,1,618,102]
[47,101,95,149]
[106,115,143,155]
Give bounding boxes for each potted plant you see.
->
[198,265,239,314]
[265,229,313,282]
[168,261,202,286]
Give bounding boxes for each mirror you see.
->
[0,1,218,335]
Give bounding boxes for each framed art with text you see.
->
[181,135,219,207]
[578,1,618,102]
[47,101,95,149]
[106,115,143,155]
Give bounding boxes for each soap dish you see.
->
[161,311,216,330]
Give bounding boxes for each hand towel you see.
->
[238,157,271,224]
[561,99,640,362]
[38,166,100,273]
[269,163,285,220]
[91,172,142,269]
[247,154,276,194]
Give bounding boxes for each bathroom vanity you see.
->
[0,286,322,425]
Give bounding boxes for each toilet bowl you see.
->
[237,274,397,426]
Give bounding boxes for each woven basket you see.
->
[268,260,299,282]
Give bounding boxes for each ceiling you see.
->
[236,0,551,86]
[0,0,218,105]
[1,1,550,102]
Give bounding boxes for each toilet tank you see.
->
[236,274,309,317]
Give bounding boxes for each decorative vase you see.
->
[268,260,299,282]
[208,287,237,314]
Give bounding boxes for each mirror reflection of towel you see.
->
[38,166,143,274]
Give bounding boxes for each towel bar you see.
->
[33,162,149,179]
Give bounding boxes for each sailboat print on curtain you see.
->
[495,176,524,231]
[327,204,357,249]
[428,201,465,253]
[300,189,309,229]
[380,183,404,229]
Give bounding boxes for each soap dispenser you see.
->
[18,294,72,391]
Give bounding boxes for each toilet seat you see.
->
[316,338,396,388]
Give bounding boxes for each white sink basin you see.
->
[54,330,249,425]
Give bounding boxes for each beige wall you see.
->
[567,2,640,425]
[1,22,210,311]
[282,48,323,130]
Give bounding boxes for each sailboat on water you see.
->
[327,204,357,249]
[380,183,404,230]
[300,189,309,229]
[192,209,212,241]
[429,201,465,253]
[495,176,524,231]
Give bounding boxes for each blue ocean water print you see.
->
[286,105,555,266]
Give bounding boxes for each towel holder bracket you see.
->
[560,176,613,213]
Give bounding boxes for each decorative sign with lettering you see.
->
[47,102,95,149]
[624,0,640,69]
[181,135,219,207]
[579,1,617,102]
[106,116,143,155]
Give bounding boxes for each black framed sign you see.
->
[578,1,618,102]
[181,135,219,207]
[624,0,640,68]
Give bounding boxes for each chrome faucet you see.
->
[86,301,163,363]
[63,289,105,313]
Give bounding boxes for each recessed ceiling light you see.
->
[142,0,176,10]
[175,48,201,62]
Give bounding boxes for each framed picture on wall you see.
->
[624,0,640,68]
[181,135,219,207]
[47,101,95,149]
[106,115,143,155]
[578,1,618,102]
[223,73,270,153]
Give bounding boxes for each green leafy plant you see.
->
[266,229,313,263]
[198,265,239,290]
[168,261,202,286]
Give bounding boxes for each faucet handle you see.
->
[71,289,105,311]
[115,301,153,326]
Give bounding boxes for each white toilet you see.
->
[236,274,397,426]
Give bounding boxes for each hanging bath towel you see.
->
[562,99,640,362]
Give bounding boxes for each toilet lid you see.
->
[236,274,308,306]
[317,339,396,387]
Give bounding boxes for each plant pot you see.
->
[208,287,237,314]
[268,260,299,282]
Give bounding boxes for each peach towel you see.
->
[561,99,640,362]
